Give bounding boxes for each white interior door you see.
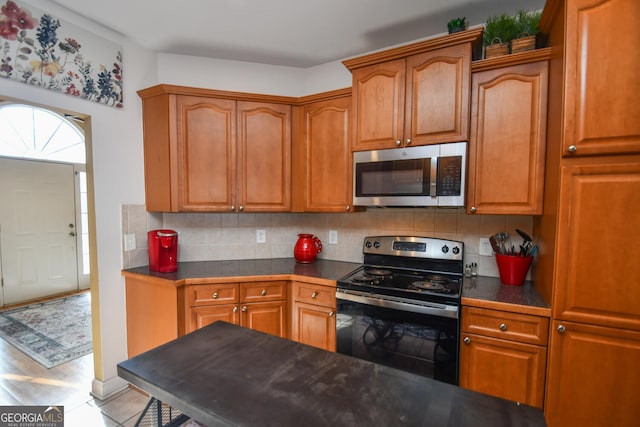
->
[0,157,79,305]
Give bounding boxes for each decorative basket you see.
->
[510,34,537,53]
[485,38,509,59]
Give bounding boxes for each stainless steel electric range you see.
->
[336,235,464,385]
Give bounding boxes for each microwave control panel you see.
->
[437,156,462,196]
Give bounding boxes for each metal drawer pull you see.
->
[311,292,318,299]
[499,323,507,331]
[212,292,219,299]
[242,306,247,312]
[463,337,471,344]
[233,306,238,312]
[261,290,267,296]
[557,324,566,333]
[328,311,334,317]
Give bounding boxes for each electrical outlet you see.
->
[124,233,136,251]
[479,238,493,256]
[256,229,266,244]
[329,230,338,244]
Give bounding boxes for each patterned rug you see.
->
[0,292,92,368]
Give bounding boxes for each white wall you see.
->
[0,0,157,399]
[156,53,352,96]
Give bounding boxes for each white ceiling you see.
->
[50,0,546,68]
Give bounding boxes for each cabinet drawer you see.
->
[241,281,286,302]
[292,282,335,307]
[462,306,549,346]
[190,283,239,306]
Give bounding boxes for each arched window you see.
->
[0,104,85,164]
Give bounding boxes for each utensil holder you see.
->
[495,254,533,286]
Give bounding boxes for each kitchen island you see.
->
[118,321,546,427]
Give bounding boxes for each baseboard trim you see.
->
[91,376,129,401]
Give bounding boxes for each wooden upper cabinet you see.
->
[137,85,294,212]
[404,44,471,146]
[553,158,640,331]
[237,101,291,212]
[562,0,640,156]
[345,30,481,151]
[177,96,236,211]
[467,60,548,215]
[351,59,406,151]
[293,92,353,212]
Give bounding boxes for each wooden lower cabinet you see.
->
[459,306,548,408]
[187,281,287,338]
[545,321,640,427]
[290,281,336,351]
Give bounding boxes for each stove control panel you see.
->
[363,236,463,261]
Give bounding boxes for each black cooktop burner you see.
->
[338,266,462,305]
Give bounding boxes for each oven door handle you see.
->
[336,289,459,319]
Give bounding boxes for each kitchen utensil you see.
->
[516,228,533,242]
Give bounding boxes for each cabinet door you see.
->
[176,96,237,211]
[459,333,546,408]
[190,305,239,333]
[562,0,640,156]
[404,43,471,146]
[237,101,291,212]
[240,301,287,338]
[554,159,640,330]
[351,59,406,151]
[291,301,336,352]
[300,96,353,212]
[467,61,548,214]
[545,321,640,427]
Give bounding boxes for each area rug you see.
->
[0,292,92,368]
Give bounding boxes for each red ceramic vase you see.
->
[294,234,322,263]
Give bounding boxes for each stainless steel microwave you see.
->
[353,142,467,207]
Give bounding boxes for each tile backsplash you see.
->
[122,204,534,278]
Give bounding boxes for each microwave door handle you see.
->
[430,157,438,197]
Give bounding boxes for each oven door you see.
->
[336,290,459,385]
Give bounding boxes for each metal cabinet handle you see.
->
[568,145,577,153]
[499,323,507,331]
[395,140,401,146]
[230,206,235,211]
[405,138,411,145]
[328,311,334,317]
[233,306,238,313]
[242,306,247,312]
[463,337,471,344]
[69,231,76,237]
[212,292,219,299]
[261,289,267,296]
[346,205,351,211]
[557,324,566,333]
[239,206,244,211]
[311,292,318,299]
[470,206,477,213]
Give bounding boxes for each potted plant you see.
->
[511,10,541,53]
[483,13,518,58]
[447,17,467,34]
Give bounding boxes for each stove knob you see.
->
[452,246,460,255]
[373,241,380,249]
[365,241,372,248]
[442,245,449,254]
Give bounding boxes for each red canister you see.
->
[293,234,322,263]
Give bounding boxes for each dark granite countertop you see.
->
[462,276,551,317]
[118,321,546,427]
[123,258,361,286]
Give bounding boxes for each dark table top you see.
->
[118,322,546,427]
